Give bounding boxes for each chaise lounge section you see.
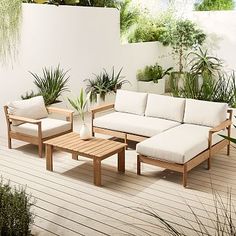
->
[92,90,232,186]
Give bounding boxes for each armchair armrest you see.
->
[47,106,74,123]
[47,107,74,116]
[8,115,41,125]
[209,119,232,134]
[91,103,114,114]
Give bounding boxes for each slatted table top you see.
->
[44,132,127,158]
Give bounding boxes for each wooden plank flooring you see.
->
[1,135,236,235]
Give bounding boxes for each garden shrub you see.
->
[0,179,35,236]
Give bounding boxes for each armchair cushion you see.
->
[145,94,186,122]
[114,90,147,116]
[93,112,181,137]
[8,96,48,126]
[11,118,71,138]
[184,99,228,127]
[137,124,224,164]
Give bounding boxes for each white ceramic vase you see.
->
[80,123,91,140]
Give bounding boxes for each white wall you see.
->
[192,11,236,71]
[1,4,236,138]
[0,4,162,137]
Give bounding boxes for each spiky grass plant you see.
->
[130,188,236,235]
[85,67,128,102]
[0,0,22,65]
[29,65,70,105]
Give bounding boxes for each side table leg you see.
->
[46,144,53,171]
[118,147,125,173]
[93,158,101,186]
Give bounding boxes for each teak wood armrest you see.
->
[209,120,232,134]
[8,115,41,125]
[47,107,74,122]
[47,107,74,116]
[91,103,114,114]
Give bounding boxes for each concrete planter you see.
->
[88,93,116,111]
[137,78,165,94]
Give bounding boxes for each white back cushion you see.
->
[8,96,48,125]
[145,94,186,122]
[115,90,147,116]
[184,99,228,127]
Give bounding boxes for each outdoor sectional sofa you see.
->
[92,90,232,187]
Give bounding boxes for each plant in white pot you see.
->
[137,63,173,94]
[68,89,91,140]
[85,67,128,109]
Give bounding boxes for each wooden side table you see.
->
[44,132,127,186]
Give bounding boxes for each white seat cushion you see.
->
[93,112,181,137]
[8,96,48,126]
[137,124,224,164]
[184,99,228,127]
[114,90,147,116]
[11,118,71,138]
[145,94,186,122]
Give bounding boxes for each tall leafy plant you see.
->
[195,0,235,11]
[0,0,22,65]
[160,19,206,73]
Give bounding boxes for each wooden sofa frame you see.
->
[4,106,74,158]
[91,103,148,144]
[92,103,233,187]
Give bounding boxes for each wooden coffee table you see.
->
[44,132,127,186]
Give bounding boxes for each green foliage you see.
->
[117,0,140,36]
[170,71,236,107]
[0,0,22,65]
[195,0,235,11]
[85,67,128,102]
[68,89,90,122]
[22,65,70,106]
[137,63,173,83]
[128,17,166,43]
[160,19,206,73]
[0,179,35,236]
[22,0,117,7]
[188,47,223,78]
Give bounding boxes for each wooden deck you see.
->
[0,135,236,235]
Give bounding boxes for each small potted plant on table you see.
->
[68,89,91,140]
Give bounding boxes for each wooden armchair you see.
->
[4,105,74,158]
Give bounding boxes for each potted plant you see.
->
[0,178,35,235]
[85,67,128,109]
[21,65,70,106]
[68,89,91,140]
[137,63,173,94]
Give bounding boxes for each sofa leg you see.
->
[227,143,230,156]
[8,137,12,149]
[207,157,211,170]
[183,165,187,187]
[137,155,141,175]
[124,136,128,150]
[38,142,43,158]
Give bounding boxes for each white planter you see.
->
[80,123,91,140]
[137,79,165,94]
[89,93,116,110]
